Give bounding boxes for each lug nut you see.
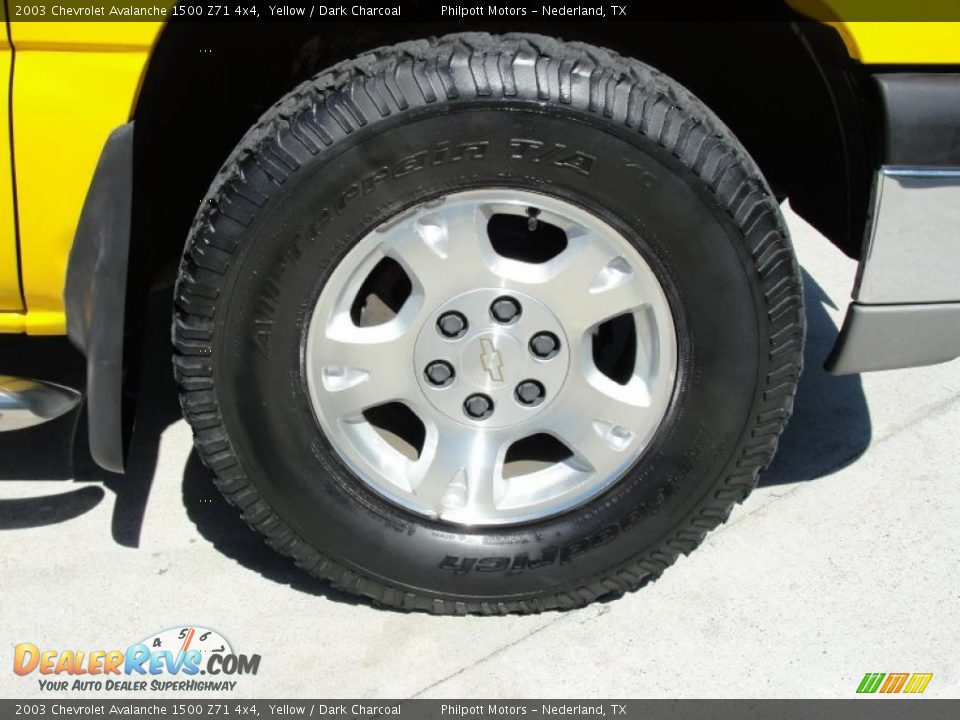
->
[530,331,560,359]
[424,360,455,387]
[490,296,522,324]
[437,311,468,339]
[463,393,494,420]
[515,380,546,407]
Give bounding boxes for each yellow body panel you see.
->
[0,39,22,312]
[0,14,958,335]
[789,1,960,64]
[1,21,162,335]
[11,21,163,51]
[826,22,960,65]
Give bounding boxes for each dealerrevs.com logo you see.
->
[13,626,260,693]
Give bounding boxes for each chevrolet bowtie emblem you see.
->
[480,338,505,383]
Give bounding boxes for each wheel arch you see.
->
[131,18,872,293]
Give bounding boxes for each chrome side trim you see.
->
[826,302,960,375]
[0,376,81,432]
[855,167,960,305]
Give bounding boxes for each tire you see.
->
[173,33,804,614]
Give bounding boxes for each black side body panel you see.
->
[874,73,960,166]
[64,123,133,473]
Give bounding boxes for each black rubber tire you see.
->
[173,33,804,614]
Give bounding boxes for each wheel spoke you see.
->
[382,201,496,304]
[537,235,648,330]
[540,371,650,473]
[311,325,418,420]
[408,432,464,511]
[460,437,504,518]
[411,426,507,520]
[584,275,648,326]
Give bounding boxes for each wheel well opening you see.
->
[132,16,870,299]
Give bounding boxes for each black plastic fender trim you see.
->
[874,73,960,167]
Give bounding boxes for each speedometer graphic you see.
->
[137,626,233,658]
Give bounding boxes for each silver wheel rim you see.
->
[305,189,678,526]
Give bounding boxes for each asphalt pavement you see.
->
[1,203,957,699]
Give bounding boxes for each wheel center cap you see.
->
[414,288,570,429]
